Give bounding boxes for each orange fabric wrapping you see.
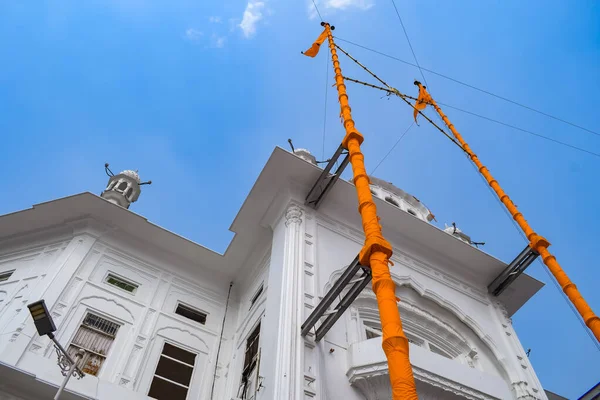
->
[322,22,419,398]
[303,29,328,57]
[418,81,600,343]
[413,84,432,123]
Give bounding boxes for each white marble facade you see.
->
[0,148,546,400]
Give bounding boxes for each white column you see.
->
[270,204,305,400]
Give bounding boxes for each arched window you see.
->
[125,187,133,200]
[385,196,399,207]
[353,288,478,366]
[407,209,417,217]
[117,182,128,192]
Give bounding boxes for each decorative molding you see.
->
[141,309,157,336]
[168,282,225,308]
[155,326,209,353]
[512,381,543,400]
[348,365,499,400]
[85,280,146,307]
[413,366,499,400]
[100,242,163,276]
[317,213,489,305]
[355,294,472,358]
[77,295,136,323]
[391,252,489,305]
[285,205,303,227]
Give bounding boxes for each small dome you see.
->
[368,176,434,222]
[293,148,317,165]
[444,223,472,244]
[120,170,141,184]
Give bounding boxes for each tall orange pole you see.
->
[324,23,418,399]
[414,81,600,342]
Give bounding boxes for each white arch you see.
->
[323,267,517,382]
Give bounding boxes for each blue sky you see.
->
[0,0,598,397]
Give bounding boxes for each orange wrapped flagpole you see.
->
[414,81,600,342]
[320,23,419,398]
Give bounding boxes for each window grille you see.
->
[105,274,138,293]
[67,313,120,376]
[148,342,196,400]
[238,323,261,399]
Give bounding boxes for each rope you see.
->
[343,76,600,159]
[338,71,466,153]
[389,0,429,88]
[335,44,392,89]
[371,122,415,175]
[466,159,600,352]
[311,0,323,21]
[333,36,600,138]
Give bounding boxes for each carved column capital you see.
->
[285,205,303,227]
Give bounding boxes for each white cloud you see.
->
[239,1,266,38]
[209,16,222,23]
[211,34,227,48]
[326,0,373,10]
[185,28,203,41]
[308,0,373,19]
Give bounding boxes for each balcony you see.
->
[346,338,513,400]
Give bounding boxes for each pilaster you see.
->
[261,203,306,400]
[1,231,99,366]
[492,301,546,400]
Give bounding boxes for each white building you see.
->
[0,147,549,400]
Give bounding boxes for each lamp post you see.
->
[27,300,86,400]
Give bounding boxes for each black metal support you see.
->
[301,255,372,341]
[488,245,539,296]
[305,144,350,210]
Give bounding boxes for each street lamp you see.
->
[27,300,86,400]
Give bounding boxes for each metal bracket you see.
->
[488,245,539,296]
[305,144,350,210]
[301,255,371,341]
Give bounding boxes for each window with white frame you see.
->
[175,303,207,325]
[238,323,261,399]
[250,284,263,309]
[67,313,120,376]
[363,319,452,359]
[0,270,15,282]
[385,196,400,207]
[148,342,197,400]
[104,273,138,294]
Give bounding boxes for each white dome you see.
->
[120,170,141,183]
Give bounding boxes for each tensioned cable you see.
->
[311,0,323,21]
[342,76,600,159]
[334,45,468,153]
[333,36,600,138]
[465,160,600,352]
[389,0,429,88]
[332,25,600,352]
[371,122,415,175]
[333,32,600,350]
